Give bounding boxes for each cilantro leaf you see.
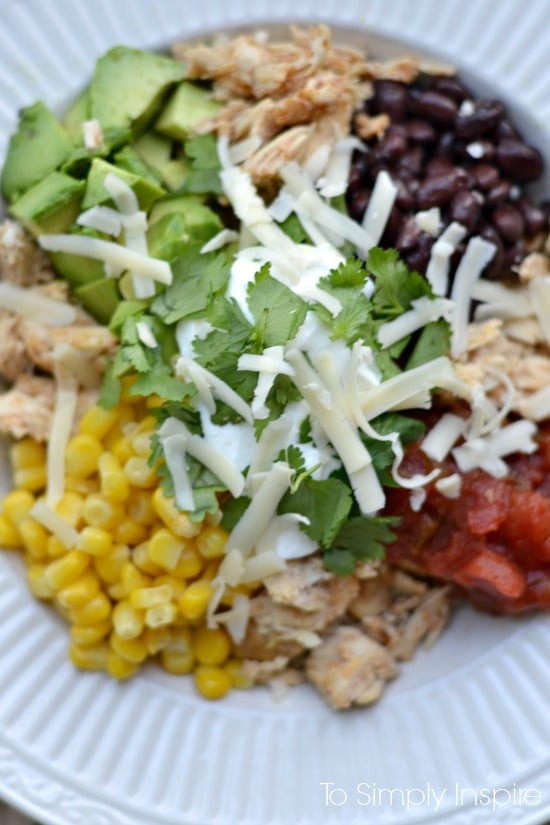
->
[247,265,307,347]
[279,213,311,244]
[315,259,372,344]
[151,244,229,325]
[194,296,253,364]
[221,496,251,531]
[109,300,147,335]
[325,258,368,288]
[129,366,194,402]
[323,515,400,576]
[278,477,352,548]
[179,134,223,195]
[368,247,432,320]
[98,358,121,409]
[406,320,450,369]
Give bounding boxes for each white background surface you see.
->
[0,1,549,824]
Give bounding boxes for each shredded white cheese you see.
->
[426,221,467,296]
[46,376,78,508]
[31,500,79,548]
[361,170,398,245]
[450,236,496,357]
[377,296,453,349]
[420,413,464,462]
[0,282,77,326]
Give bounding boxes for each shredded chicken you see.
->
[0,220,53,286]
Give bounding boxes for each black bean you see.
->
[496,120,521,141]
[410,90,458,125]
[478,224,505,278]
[394,178,415,211]
[380,206,404,246]
[470,163,500,191]
[348,190,370,222]
[454,100,505,140]
[397,147,424,176]
[502,240,528,270]
[437,131,456,157]
[416,170,466,209]
[449,190,482,232]
[517,198,546,236]
[425,157,455,177]
[396,217,421,252]
[492,204,525,242]
[373,131,408,162]
[432,76,470,103]
[495,139,544,182]
[406,119,437,143]
[486,181,511,206]
[465,139,495,161]
[404,234,434,272]
[347,164,364,192]
[372,80,409,121]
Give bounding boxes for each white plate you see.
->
[0,1,549,823]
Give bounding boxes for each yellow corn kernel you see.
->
[152,489,200,538]
[82,495,125,530]
[47,535,68,559]
[130,431,153,458]
[147,528,186,571]
[194,665,231,700]
[145,394,164,409]
[98,452,130,503]
[160,628,194,674]
[110,631,148,663]
[130,583,173,610]
[78,526,112,557]
[178,579,213,621]
[111,435,134,465]
[93,544,130,584]
[45,551,90,590]
[70,592,111,626]
[108,561,151,600]
[70,620,111,646]
[144,602,178,629]
[65,433,104,478]
[132,542,164,576]
[119,375,141,404]
[69,642,109,671]
[78,405,118,440]
[143,626,172,654]
[13,465,47,493]
[114,518,147,547]
[27,564,55,600]
[55,491,84,528]
[171,545,203,579]
[18,518,49,560]
[193,626,231,666]
[202,560,220,581]
[0,514,21,548]
[2,489,35,526]
[10,438,46,471]
[134,415,157,434]
[153,575,185,601]
[57,569,100,609]
[128,491,157,526]
[106,650,138,680]
[112,600,144,640]
[196,524,228,560]
[124,456,157,488]
[64,475,99,496]
[225,658,253,690]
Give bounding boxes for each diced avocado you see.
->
[133,131,172,170]
[132,131,190,191]
[9,171,85,237]
[1,102,74,200]
[48,228,105,287]
[89,47,186,145]
[75,277,120,324]
[114,146,163,186]
[82,158,165,211]
[155,82,222,141]
[149,195,222,240]
[61,146,99,179]
[63,89,91,144]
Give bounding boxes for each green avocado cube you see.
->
[149,195,222,240]
[155,82,222,141]
[48,227,106,288]
[82,158,165,212]
[1,102,74,200]
[90,47,186,144]
[74,277,120,324]
[133,132,189,191]
[9,171,85,237]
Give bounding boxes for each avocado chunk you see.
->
[147,213,190,262]
[114,146,163,186]
[89,47,186,147]
[82,158,165,211]
[133,132,189,191]
[75,277,120,324]
[63,89,91,145]
[9,171,85,237]
[155,82,222,141]
[149,195,222,240]
[1,102,74,201]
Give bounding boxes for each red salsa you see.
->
[384,422,550,613]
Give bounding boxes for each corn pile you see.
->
[0,385,252,700]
